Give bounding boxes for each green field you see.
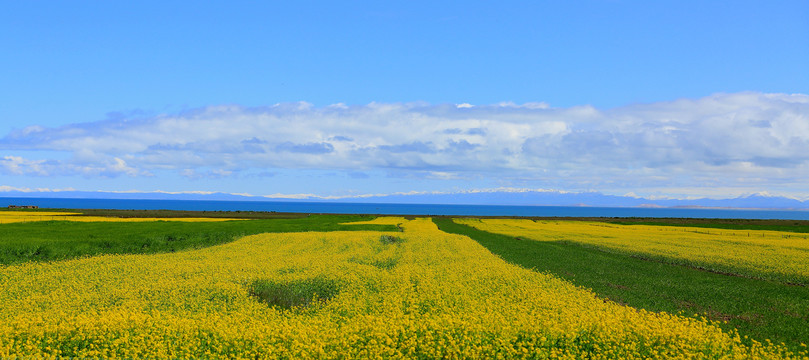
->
[0,212,397,265]
[432,218,809,351]
[1,209,807,357]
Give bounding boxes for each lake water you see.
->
[2,197,809,220]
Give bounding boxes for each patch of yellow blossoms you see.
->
[457,218,809,285]
[0,217,802,359]
[0,211,242,223]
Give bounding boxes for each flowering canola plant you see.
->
[0,217,803,359]
[456,218,809,286]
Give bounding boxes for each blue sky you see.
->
[1,1,808,200]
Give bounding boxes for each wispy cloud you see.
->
[2,92,808,196]
[0,185,77,193]
[1,156,147,178]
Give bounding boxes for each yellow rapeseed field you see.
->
[457,218,809,285]
[0,217,802,359]
[0,211,242,223]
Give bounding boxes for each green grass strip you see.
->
[433,217,809,351]
[0,215,397,265]
[605,218,809,233]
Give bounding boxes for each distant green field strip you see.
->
[610,221,809,234]
[432,218,809,351]
[0,215,397,265]
[457,218,809,286]
[71,208,311,219]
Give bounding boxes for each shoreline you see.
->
[4,206,809,228]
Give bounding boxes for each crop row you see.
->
[0,217,800,358]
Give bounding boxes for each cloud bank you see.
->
[2,92,808,197]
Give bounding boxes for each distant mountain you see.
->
[1,189,807,210]
[340,190,642,206]
[662,193,809,210]
[336,191,809,210]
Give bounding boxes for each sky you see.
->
[1,1,808,201]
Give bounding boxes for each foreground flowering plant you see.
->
[0,217,802,359]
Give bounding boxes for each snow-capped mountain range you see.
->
[1,188,807,210]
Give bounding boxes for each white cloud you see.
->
[0,185,76,193]
[2,92,808,196]
[0,156,48,176]
[0,155,148,178]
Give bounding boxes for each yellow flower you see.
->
[0,217,799,358]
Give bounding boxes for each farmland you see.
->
[0,211,396,265]
[0,210,806,358]
[453,218,809,285]
[435,218,809,353]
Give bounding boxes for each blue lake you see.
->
[2,197,809,220]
